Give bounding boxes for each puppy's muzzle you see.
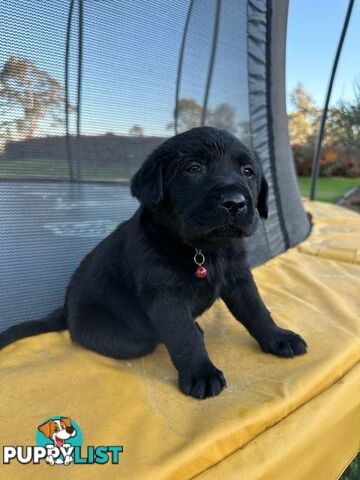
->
[220,192,246,215]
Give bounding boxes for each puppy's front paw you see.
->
[179,363,226,399]
[64,455,73,465]
[260,327,307,358]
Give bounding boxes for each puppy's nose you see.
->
[66,427,74,434]
[221,193,246,214]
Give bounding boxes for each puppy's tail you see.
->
[0,308,66,349]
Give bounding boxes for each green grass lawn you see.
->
[341,453,360,480]
[0,158,69,179]
[0,159,359,204]
[0,157,135,182]
[298,176,359,203]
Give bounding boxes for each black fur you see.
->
[0,127,307,399]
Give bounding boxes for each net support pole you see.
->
[65,0,75,181]
[201,0,221,126]
[310,0,354,200]
[174,0,194,135]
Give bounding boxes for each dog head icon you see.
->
[38,417,77,447]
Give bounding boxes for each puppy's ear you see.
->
[130,151,163,207]
[257,174,269,219]
[38,420,53,438]
[60,417,72,428]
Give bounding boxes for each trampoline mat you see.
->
[0,201,359,479]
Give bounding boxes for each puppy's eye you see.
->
[187,164,202,174]
[54,426,59,432]
[243,166,254,177]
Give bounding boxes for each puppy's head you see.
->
[38,417,76,447]
[131,127,268,241]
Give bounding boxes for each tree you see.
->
[129,124,144,136]
[168,98,202,132]
[326,80,360,149]
[0,56,65,141]
[207,103,237,134]
[167,98,238,135]
[289,81,360,177]
[288,83,319,143]
[323,85,360,176]
[326,104,360,148]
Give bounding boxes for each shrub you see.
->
[292,142,360,177]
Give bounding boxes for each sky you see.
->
[1,0,359,137]
[287,0,360,110]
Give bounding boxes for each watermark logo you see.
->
[2,416,123,466]
[36,416,82,465]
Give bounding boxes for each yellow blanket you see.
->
[1,201,359,479]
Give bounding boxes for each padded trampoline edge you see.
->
[268,0,311,248]
[195,360,360,480]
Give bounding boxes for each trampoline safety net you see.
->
[0,0,310,331]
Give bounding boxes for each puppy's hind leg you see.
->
[68,305,158,359]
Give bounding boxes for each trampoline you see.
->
[0,1,359,479]
[0,0,310,329]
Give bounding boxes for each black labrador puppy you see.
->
[0,127,307,399]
